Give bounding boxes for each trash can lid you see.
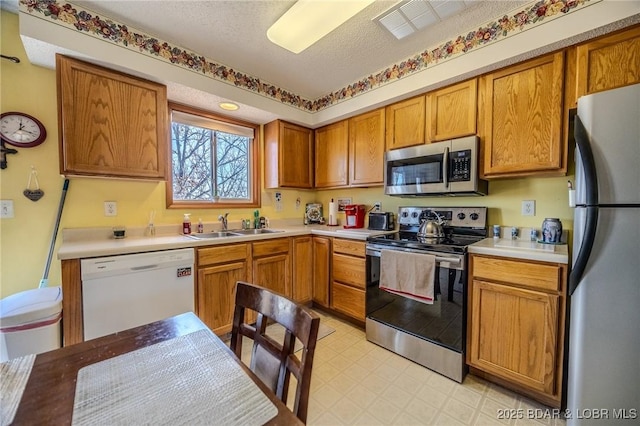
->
[0,286,62,328]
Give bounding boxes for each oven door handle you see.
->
[366,247,461,264]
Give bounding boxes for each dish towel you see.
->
[380,249,436,304]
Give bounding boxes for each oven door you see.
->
[365,244,467,354]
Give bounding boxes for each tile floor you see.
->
[238,309,567,426]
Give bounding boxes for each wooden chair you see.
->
[230,281,321,423]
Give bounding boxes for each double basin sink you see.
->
[187,229,284,239]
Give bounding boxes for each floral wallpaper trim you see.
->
[20,0,598,113]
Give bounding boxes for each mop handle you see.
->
[39,179,69,288]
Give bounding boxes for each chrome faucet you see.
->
[218,213,229,230]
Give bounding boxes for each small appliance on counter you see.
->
[344,204,365,228]
[304,203,324,225]
[368,211,395,231]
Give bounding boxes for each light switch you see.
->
[0,200,14,218]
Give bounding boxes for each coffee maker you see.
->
[343,204,365,228]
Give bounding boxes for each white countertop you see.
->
[469,237,569,264]
[57,223,395,260]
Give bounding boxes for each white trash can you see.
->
[0,286,62,362]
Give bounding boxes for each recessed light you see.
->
[219,102,239,111]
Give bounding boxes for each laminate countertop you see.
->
[57,223,394,260]
[469,237,569,264]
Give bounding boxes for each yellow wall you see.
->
[0,11,574,298]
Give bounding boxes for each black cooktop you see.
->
[367,231,484,254]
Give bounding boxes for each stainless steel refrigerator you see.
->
[568,83,640,424]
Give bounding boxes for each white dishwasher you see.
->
[81,248,195,340]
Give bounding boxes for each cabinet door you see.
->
[264,120,314,188]
[253,254,290,297]
[292,236,313,303]
[576,26,640,99]
[197,261,247,335]
[315,121,348,188]
[56,55,167,179]
[426,79,477,142]
[349,108,385,186]
[480,52,565,177]
[468,280,559,394]
[385,95,426,150]
[331,282,365,321]
[312,236,331,307]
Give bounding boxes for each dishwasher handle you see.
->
[130,264,159,271]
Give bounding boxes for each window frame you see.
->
[166,102,261,209]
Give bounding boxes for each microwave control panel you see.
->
[449,149,471,181]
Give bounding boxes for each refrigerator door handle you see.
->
[569,116,600,295]
[569,206,598,295]
[573,116,599,207]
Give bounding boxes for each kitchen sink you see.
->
[187,231,239,239]
[187,229,284,239]
[228,229,284,235]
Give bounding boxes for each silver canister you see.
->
[492,225,500,239]
[542,218,563,243]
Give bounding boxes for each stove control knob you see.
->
[457,212,466,220]
[401,211,409,218]
[470,213,479,220]
[411,211,419,219]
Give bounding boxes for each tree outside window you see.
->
[167,103,260,208]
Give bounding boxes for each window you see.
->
[167,103,260,208]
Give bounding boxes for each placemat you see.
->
[1,354,36,426]
[72,329,277,425]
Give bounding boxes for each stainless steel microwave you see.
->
[384,136,488,196]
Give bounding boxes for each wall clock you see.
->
[0,111,47,148]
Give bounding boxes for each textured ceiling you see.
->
[66,0,529,100]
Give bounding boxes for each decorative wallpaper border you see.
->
[20,0,598,112]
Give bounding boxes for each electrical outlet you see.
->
[1,200,15,218]
[522,200,535,216]
[274,192,282,212]
[104,201,117,216]
[373,201,381,212]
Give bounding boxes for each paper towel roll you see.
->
[328,200,338,226]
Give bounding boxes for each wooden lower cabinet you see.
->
[196,243,250,335]
[467,254,567,407]
[312,236,331,307]
[292,236,313,303]
[331,238,366,321]
[251,238,290,297]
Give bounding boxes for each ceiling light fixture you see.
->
[219,102,239,111]
[374,0,469,40]
[267,0,375,54]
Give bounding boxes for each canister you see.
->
[542,218,563,243]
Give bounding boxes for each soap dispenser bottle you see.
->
[183,213,192,235]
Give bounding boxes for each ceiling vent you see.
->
[374,0,470,40]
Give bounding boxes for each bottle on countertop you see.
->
[197,218,204,233]
[183,213,192,235]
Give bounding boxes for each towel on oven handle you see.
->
[379,249,435,304]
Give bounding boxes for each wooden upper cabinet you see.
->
[385,95,426,150]
[479,52,565,178]
[56,55,168,180]
[426,79,477,142]
[575,25,640,101]
[315,120,349,188]
[349,108,385,186]
[264,120,314,189]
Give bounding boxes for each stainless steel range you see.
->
[365,206,488,382]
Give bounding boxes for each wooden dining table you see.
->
[9,312,302,425]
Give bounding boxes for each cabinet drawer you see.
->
[198,244,249,267]
[252,238,290,257]
[332,253,366,289]
[472,256,561,292]
[333,238,365,257]
[331,281,365,320]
